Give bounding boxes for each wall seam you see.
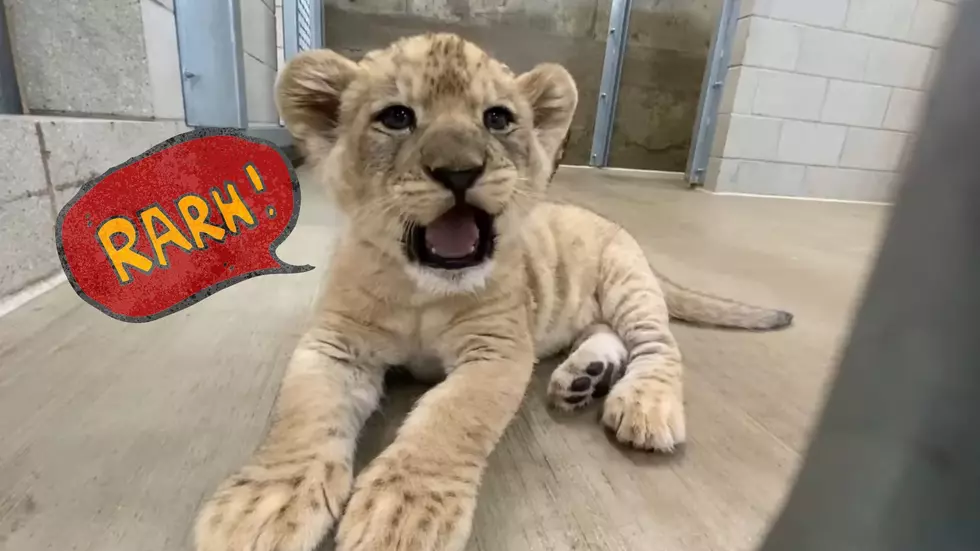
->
[736,13,947,50]
[719,156,902,173]
[729,64,932,93]
[723,111,915,136]
[33,121,57,223]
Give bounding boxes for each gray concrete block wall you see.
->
[5,0,185,121]
[0,0,195,302]
[5,0,155,118]
[708,0,957,201]
[0,197,58,297]
[0,116,183,299]
[0,119,56,297]
[321,0,722,171]
[140,0,185,120]
[242,0,281,124]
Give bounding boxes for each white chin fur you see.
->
[405,261,495,296]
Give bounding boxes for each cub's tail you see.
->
[657,273,794,331]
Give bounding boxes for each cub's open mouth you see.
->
[405,204,495,270]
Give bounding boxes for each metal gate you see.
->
[173,0,730,176]
[686,0,741,184]
[283,0,323,62]
[174,0,323,130]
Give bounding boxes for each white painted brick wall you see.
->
[758,0,851,27]
[909,0,955,46]
[751,70,827,120]
[777,121,847,166]
[735,17,801,71]
[706,0,956,201]
[820,80,891,127]
[865,40,932,88]
[797,27,872,81]
[713,114,783,160]
[883,89,926,132]
[845,0,918,40]
[840,128,908,171]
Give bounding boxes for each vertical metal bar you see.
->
[685,0,740,184]
[0,0,24,114]
[312,0,324,49]
[588,0,632,168]
[173,0,247,128]
[282,0,299,61]
[755,3,980,550]
[283,0,320,61]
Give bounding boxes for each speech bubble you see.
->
[56,128,313,323]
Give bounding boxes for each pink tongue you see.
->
[425,207,480,259]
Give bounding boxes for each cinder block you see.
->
[762,0,850,27]
[38,118,181,191]
[908,0,955,47]
[803,167,897,202]
[140,0,184,120]
[0,117,47,202]
[751,70,828,121]
[731,17,750,67]
[864,38,933,89]
[845,0,917,40]
[840,128,908,171]
[241,0,278,67]
[718,114,783,161]
[705,157,737,192]
[820,80,891,127]
[708,159,806,196]
[718,67,760,115]
[883,89,927,132]
[741,17,802,71]
[0,197,59,297]
[6,0,153,117]
[777,121,847,166]
[797,27,872,81]
[244,55,280,124]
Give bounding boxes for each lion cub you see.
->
[194,33,792,551]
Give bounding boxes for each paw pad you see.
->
[548,360,625,411]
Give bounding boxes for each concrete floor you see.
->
[0,168,888,551]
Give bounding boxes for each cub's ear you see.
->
[275,49,360,151]
[517,63,578,164]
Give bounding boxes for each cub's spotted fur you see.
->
[194,33,792,551]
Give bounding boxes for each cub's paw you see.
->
[601,376,686,452]
[548,331,627,412]
[195,459,352,551]
[336,456,475,551]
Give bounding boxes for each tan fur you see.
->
[194,33,792,551]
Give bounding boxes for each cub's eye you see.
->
[483,106,514,131]
[376,105,416,131]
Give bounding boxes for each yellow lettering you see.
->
[211,182,255,234]
[177,194,226,249]
[97,217,154,284]
[140,206,193,267]
[244,163,264,192]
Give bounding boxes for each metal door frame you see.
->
[587,0,740,177]
[173,0,247,128]
[686,0,741,184]
[588,0,633,167]
[171,0,736,168]
[282,0,323,62]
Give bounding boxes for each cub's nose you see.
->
[426,165,485,196]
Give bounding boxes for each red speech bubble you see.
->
[56,128,312,322]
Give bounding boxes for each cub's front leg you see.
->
[336,312,534,551]
[195,325,385,551]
